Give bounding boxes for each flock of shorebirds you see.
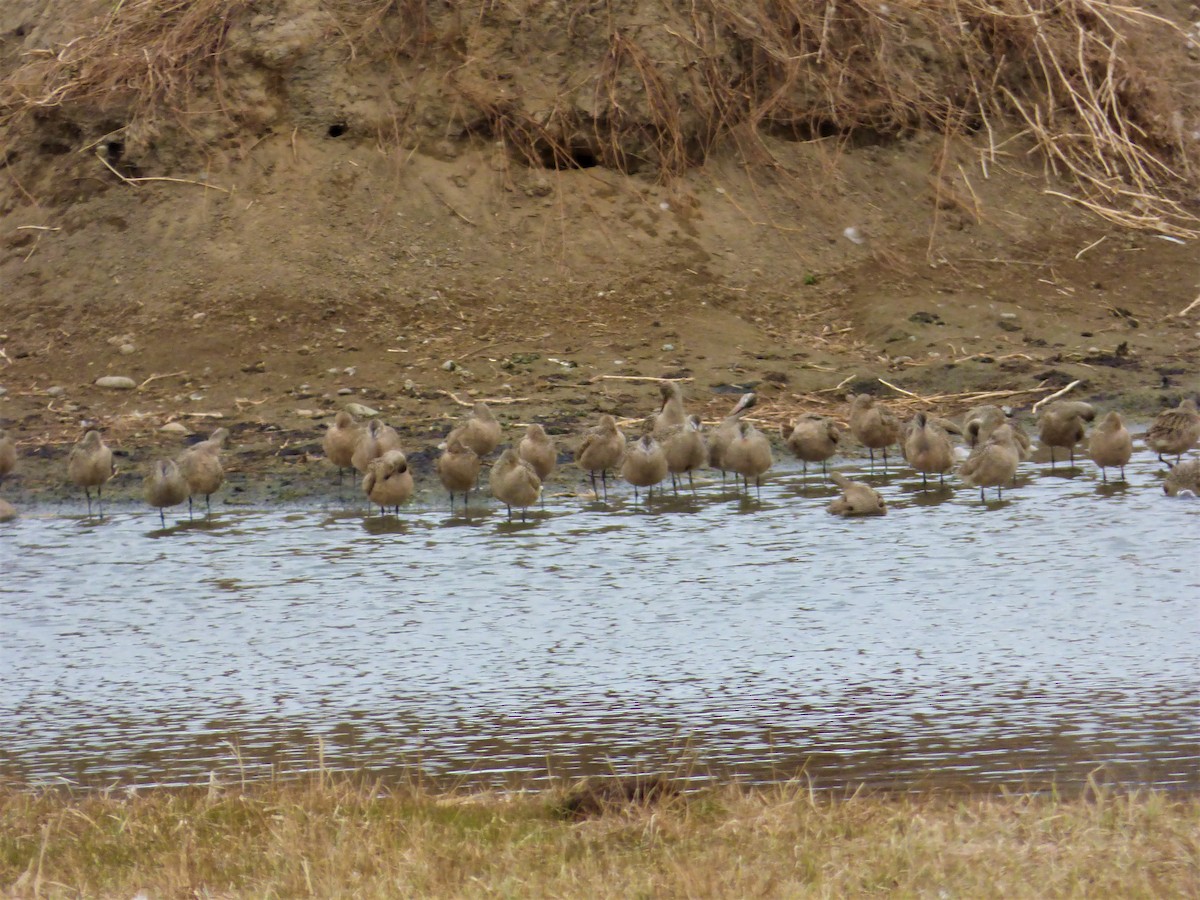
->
[0,385,1198,525]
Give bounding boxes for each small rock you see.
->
[189,392,204,401]
[47,386,66,397]
[160,422,189,434]
[119,344,136,355]
[95,376,136,390]
[843,225,867,245]
[336,387,353,395]
[298,345,311,356]
[662,343,675,351]
[345,402,380,417]
[442,360,457,371]
[0,498,17,523]
[241,361,266,373]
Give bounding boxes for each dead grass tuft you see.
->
[1,778,1197,897]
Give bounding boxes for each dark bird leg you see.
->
[159,508,166,527]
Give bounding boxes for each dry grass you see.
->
[1,777,1196,898]
[0,0,1196,233]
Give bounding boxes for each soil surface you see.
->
[1,1,1198,510]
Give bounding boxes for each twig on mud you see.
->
[1172,295,1200,318]
[16,225,61,232]
[458,341,502,361]
[877,378,922,400]
[423,182,476,226]
[1074,235,1107,259]
[586,375,693,384]
[137,371,187,390]
[1032,379,1082,415]
[95,152,231,193]
[439,390,530,407]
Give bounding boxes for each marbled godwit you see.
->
[576,414,625,501]
[708,392,756,479]
[621,433,668,501]
[827,471,887,516]
[178,427,228,517]
[67,430,115,517]
[1088,411,1133,482]
[1163,458,1200,497]
[436,436,481,511]
[351,418,403,474]
[144,458,188,526]
[848,394,900,473]
[490,447,542,520]
[662,415,707,492]
[1144,398,1200,465]
[363,449,414,515]
[902,412,954,489]
[1036,401,1095,469]
[959,423,1021,502]
[650,381,687,438]
[0,430,16,484]
[323,410,360,483]
[781,415,840,480]
[724,420,772,496]
[449,401,502,458]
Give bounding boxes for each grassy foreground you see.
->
[1,777,1197,898]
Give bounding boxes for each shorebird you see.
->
[1163,458,1200,497]
[621,433,668,501]
[67,430,115,517]
[662,415,707,492]
[650,381,687,438]
[1036,400,1095,469]
[724,420,772,496]
[959,423,1021,502]
[518,424,557,481]
[1088,411,1133,482]
[144,458,189,526]
[363,449,414,515]
[1144,398,1200,465]
[902,412,954,489]
[436,436,481,511]
[962,405,1006,448]
[708,392,757,479]
[323,410,360,483]
[781,415,840,480]
[351,418,403,474]
[178,427,228,517]
[448,401,502,458]
[0,430,16,484]
[576,414,625,501]
[490,447,542,520]
[827,471,887,516]
[848,394,900,473]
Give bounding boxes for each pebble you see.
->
[442,360,457,371]
[95,376,136,390]
[119,344,136,355]
[0,498,17,523]
[160,422,189,434]
[336,387,353,396]
[662,343,675,351]
[47,386,65,397]
[345,402,380,417]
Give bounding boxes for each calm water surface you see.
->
[2,456,1197,792]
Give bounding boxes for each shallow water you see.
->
[2,455,1197,793]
